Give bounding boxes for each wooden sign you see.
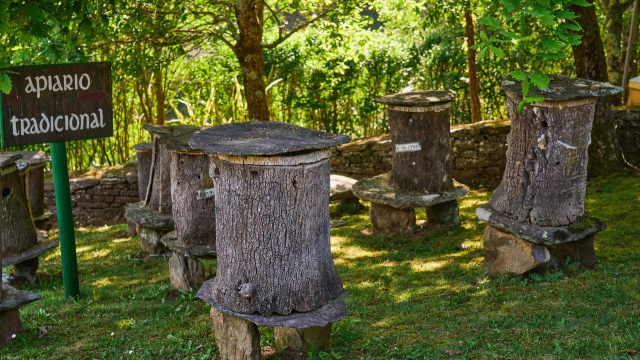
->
[0,62,112,147]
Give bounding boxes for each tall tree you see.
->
[571,0,625,175]
[186,0,355,121]
[465,9,482,123]
[599,0,633,104]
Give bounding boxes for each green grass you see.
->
[2,171,640,359]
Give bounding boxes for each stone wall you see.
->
[44,173,140,227]
[330,121,510,189]
[612,109,640,167]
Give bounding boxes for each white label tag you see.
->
[395,142,421,153]
[196,188,215,200]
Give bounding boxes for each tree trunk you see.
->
[170,151,216,245]
[134,144,153,201]
[388,105,453,193]
[465,10,482,123]
[146,140,173,214]
[489,95,596,226]
[27,165,45,218]
[571,0,625,176]
[210,156,343,316]
[1,166,38,256]
[601,0,629,104]
[234,0,270,121]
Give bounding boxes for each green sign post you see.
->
[0,63,113,299]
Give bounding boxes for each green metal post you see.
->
[50,142,80,299]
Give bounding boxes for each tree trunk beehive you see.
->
[143,124,200,214]
[1,162,38,256]
[490,75,623,226]
[170,150,215,245]
[190,121,350,317]
[375,91,455,193]
[134,142,153,201]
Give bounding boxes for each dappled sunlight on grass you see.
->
[2,174,639,359]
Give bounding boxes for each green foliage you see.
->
[474,0,590,109]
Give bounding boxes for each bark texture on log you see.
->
[147,141,173,213]
[388,106,453,193]
[210,307,261,360]
[425,200,460,226]
[136,148,153,201]
[211,157,343,316]
[27,166,45,218]
[489,96,596,226]
[1,166,38,256]
[170,151,215,246]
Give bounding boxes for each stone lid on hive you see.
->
[501,74,622,102]
[133,142,153,151]
[143,124,201,152]
[189,121,350,157]
[374,90,455,107]
[3,151,50,169]
[0,153,22,170]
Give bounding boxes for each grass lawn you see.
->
[1,171,639,359]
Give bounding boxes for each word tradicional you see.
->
[1,63,113,147]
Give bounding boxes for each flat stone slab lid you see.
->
[374,90,455,106]
[143,124,201,151]
[3,151,50,171]
[197,279,348,328]
[0,285,41,312]
[0,153,22,169]
[160,231,216,259]
[501,74,622,101]
[476,203,606,245]
[189,121,351,156]
[133,142,153,151]
[1,237,59,267]
[124,201,174,230]
[352,173,467,209]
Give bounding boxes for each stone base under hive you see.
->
[353,173,467,235]
[482,226,600,275]
[200,280,347,359]
[125,202,174,254]
[33,211,52,231]
[160,231,216,292]
[1,236,58,284]
[0,285,41,347]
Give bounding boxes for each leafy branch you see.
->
[473,0,591,111]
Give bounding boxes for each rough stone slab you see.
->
[476,204,606,245]
[0,154,21,169]
[548,235,598,267]
[4,151,50,168]
[198,279,348,329]
[133,142,153,151]
[210,307,261,360]
[1,239,58,267]
[352,173,467,209]
[190,121,350,156]
[0,285,41,312]
[375,90,454,106]
[124,201,174,231]
[274,324,332,351]
[139,227,169,254]
[501,74,622,102]
[483,226,551,275]
[160,231,216,259]
[370,203,415,235]
[330,174,357,202]
[169,253,206,292]
[143,124,201,152]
